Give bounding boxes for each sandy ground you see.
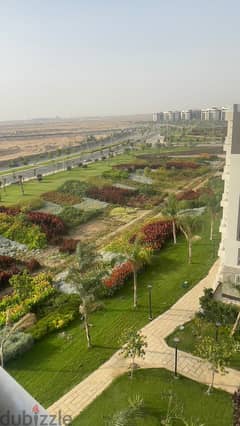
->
[0,115,149,161]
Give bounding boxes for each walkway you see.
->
[48,260,240,420]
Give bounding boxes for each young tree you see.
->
[163,194,179,244]
[120,329,147,379]
[195,335,238,394]
[108,234,152,308]
[178,214,202,264]
[68,242,104,348]
[18,175,24,195]
[201,193,220,241]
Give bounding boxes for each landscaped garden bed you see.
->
[6,213,218,406]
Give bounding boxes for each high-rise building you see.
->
[217,104,240,301]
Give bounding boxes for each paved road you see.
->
[0,133,141,187]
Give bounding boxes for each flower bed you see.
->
[104,220,173,291]
[41,191,82,206]
[104,261,133,290]
[0,213,47,250]
[141,220,173,249]
[0,256,41,290]
[27,211,66,243]
[87,185,134,205]
[0,206,66,245]
[0,273,55,326]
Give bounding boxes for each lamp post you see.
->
[147,285,153,321]
[215,321,221,342]
[173,337,180,379]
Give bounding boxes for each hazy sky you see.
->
[1,0,240,121]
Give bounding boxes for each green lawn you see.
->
[7,216,219,407]
[71,369,232,426]
[166,317,240,371]
[1,153,135,205]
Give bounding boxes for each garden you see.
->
[0,148,226,410]
[71,369,233,426]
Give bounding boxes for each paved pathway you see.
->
[48,260,240,420]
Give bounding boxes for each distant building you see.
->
[181,110,192,121]
[153,106,227,122]
[217,104,240,301]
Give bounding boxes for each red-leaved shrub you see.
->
[87,185,134,205]
[25,258,41,273]
[104,261,133,289]
[59,239,79,254]
[27,211,66,242]
[141,220,173,249]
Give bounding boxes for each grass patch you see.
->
[72,369,232,426]
[6,215,219,407]
[166,317,240,371]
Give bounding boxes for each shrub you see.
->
[0,331,33,363]
[59,239,79,254]
[0,270,18,290]
[102,169,129,180]
[87,185,134,205]
[58,180,88,197]
[41,191,82,206]
[25,258,41,273]
[29,294,80,340]
[104,261,133,293]
[0,255,16,269]
[16,198,45,212]
[199,288,239,325]
[0,273,55,326]
[59,206,101,228]
[0,213,47,249]
[140,220,173,249]
[27,211,66,242]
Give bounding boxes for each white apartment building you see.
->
[217,104,240,301]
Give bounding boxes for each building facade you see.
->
[153,106,227,122]
[217,104,240,301]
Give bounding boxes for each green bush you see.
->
[0,331,33,363]
[199,288,239,325]
[102,169,129,181]
[0,213,47,249]
[29,293,80,340]
[58,180,89,197]
[16,198,45,212]
[59,206,101,228]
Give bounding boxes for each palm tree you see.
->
[207,194,220,241]
[178,214,202,264]
[108,234,152,308]
[68,242,104,348]
[163,194,179,244]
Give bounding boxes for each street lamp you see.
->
[147,285,153,321]
[173,337,180,378]
[215,321,221,342]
